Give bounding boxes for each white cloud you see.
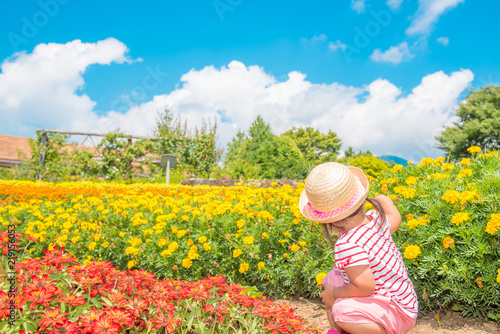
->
[328,40,347,52]
[351,0,367,13]
[370,42,414,64]
[386,0,403,11]
[0,38,133,136]
[0,40,474,161]
[436,37,450,45]
[406,0,465,36]
[300,34,327,43]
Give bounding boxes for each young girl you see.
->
[299,162,418,334]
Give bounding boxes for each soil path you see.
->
[278,297,500,334]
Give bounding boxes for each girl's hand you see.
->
[319,282,335,308]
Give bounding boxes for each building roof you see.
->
[0,135,32,166]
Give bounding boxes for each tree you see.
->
[436,85,500,159]
[281,127,342,165]
[154,109,223,176]
[224,116,307,179]
[337,147,390,178]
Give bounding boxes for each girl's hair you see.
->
[321,197,386,245]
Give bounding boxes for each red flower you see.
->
[79,307,102,334]
[46,318,79,334]
[24,287,54,310]
[202,302,230,323]
[91,317,121,334]
[25,274,58,291]
[57,294,86,307]
[121,294,149,317]
[106,307,135,327]
[41,247,78,267]
[37,307,68,331]
[151,310,181,333]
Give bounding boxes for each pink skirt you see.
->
[322,269,416,334]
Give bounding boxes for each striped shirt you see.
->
[334,210,419,318]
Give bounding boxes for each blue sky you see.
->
[0,0,499,161]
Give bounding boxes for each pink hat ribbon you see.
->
[307,183,362,220]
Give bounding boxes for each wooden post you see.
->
[38,132,48,180]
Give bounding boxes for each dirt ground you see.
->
[278,297,500,334]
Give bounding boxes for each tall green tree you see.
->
[224,116,307,179]
[154,109,222,176]
[436,85,500,159]
[281,127,342,164]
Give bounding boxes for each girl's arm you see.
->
[375,195,402,233]
[332,265,375,299]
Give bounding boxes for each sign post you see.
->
[160,154,177,185]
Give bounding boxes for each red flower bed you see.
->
[1,246,318,333]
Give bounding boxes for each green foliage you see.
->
[281,127,342,165]
[338,147,390,178]
[153,109,223,177]
[28,132,72,181]
[224,116,308,179]
[372,152,500,319]
[436,85,500,159]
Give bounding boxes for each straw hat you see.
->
[299,162,369,223]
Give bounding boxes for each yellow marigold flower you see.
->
[71,236,79,244]
[119,232,125,238]
[486,213,500,234]
[262,232,268,239]
[161,249,172,257]
[442,190,460,204]
[459,190,481,205]
[198,236,207,244]
[101,241,109,248]
[315,272,327,285]
[128,238,142,247]
[158,238,167,247]
[283,253,289,259]
[497,269,500,283]
[467,146,481,154]
[188,251,199,260]
[258,262,265,271]
[171,226,178,234]
[407,219,420,229]
[291,244,300,252]
[293,217,301,225]
[420,157,434,166]
[127,260,136,269]
[203,242,211,251]
[404,245,421,259]
[441,163,454,171]
[434,157,445,164]
[394,186,416,199]
[243,236,254,245]
[284,230,290,238]
[460,158,471,166]
[187,239,194,246]
[181,215,189,221]
[405,213,413,220]
[236,219,245,229]
[279,239,287,245]
[239,262,249,273]
[125,246,139,256]
[457,169,473,179]
[405,176,417,186]
[168,242,179,252]
[177,230,187,238]
[182,258,192,268]
[451,212,469,226]
[299,241,307,247]
[443,237,454,249]
[391,165,403,173]
[233,249,242,258]
[88,242,96,251]
[381,185,388,194]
